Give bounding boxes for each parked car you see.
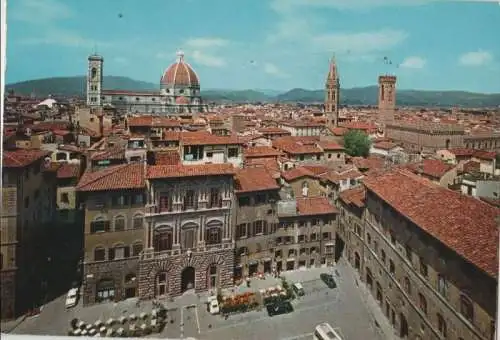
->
[320,273,337,289]
[65,288,79,308]
[292,282,305,296]
[266,301,294,317]
[207,296,220,315]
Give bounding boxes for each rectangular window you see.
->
[254,221,263,235]
[209,188,221,208]
[228,147,238,158]
[236,224,247,239]
[133,194,143,205]
[238,196,250,206]
[132,243,143,256]
[159,193,172,212]
[61,193,69,203]
[91,220,110,233]
[183,190,196,210]
[112,195,126,207]
[255,194,266,205]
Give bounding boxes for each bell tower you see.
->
[87,54,104,107]
[378,75,397,130]
[325,57,340,128]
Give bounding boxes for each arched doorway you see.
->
[181,267,195,292]
[96,279,115,303]
[366,268,373,290]
[400,313,409,338]
[354,252,360,271]
[445,139,450,149]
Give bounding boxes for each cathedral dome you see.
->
[176,96,190,105]
[161,51,200,87]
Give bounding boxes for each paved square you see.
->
[10,260,387,340]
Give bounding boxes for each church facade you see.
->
[86,51,209,114]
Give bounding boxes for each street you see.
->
[11,259,387,340]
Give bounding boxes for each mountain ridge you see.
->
[6,76,500,108]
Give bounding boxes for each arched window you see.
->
[132,214,144,229]
[381,249,386,263]
[94,247,106,261]
[437,274,447,297]
[403,277,411,295]
[114,215,126,231]
[154,228,173,251]
[132,242,143,256]
[437,313,447,337]
[460,295,474,322]
[418,293,427,315]
[91,67,97,79]
[109,243,129,260]
[366,267,373,290]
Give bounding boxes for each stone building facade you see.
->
[1,149,58,319]
[386,122,465,153]
[378,75,397,130]
[324,57,340,128]
[233,168,281,279]
[275,197,338,272]
[338,170,497,340]
[77,163,146,305]
[140,163,236,298]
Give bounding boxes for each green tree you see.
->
[343,130,371,157]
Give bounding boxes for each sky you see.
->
[5,0,500,93]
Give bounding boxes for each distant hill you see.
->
[6,76,500,108]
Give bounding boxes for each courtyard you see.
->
[8,259,390,340]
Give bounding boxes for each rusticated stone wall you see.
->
[138,248,234,300]
[82,258,139,305]
[0,270,16,320]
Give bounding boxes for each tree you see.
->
[343,130,371,157]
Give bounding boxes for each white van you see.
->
[313,323,343,340]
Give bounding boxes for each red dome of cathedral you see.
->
[160,51,199,87]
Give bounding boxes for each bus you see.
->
[313,323,343,340]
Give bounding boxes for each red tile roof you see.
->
[181,131,242,146]
[244,146,282,158]
[473,150,496,161]
[128,116,181,127]
[363,169,499,278]
[77,163,145,192]
[2,149,50,168]
[318,141,344,151]
[235,167,280,193]
[448,148,475,157]
[282,167,317,181]
[373,141,399,150]
[409,159,454,179]
[338,186,366,208]
[147,163,235,179]
[258,127,291,135]
[296,197,338,216]
[351,156,385,171]
[57,163,80,179]
[244,158,281,177]
[277,142,323,155]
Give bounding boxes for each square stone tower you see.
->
[325,57,340,128]
[378,75,397,128]
[87,54,104,107]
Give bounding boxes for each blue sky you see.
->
[6,0,500,92]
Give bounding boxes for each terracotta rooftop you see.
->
[257,127,291,135]
[363,169,499,278]
[77,163,145,192]
[2,149,50,168]
[180,131,242,146]
[147,163,235,179]
[235,167,280,193]
[296,197,338,216]
[373,141,399,151]
[244,146,282,158]
[282,167,317,181]
[408,159,454,179]
[473,150,496,161]
[351,156,385,172]
[57,163,81,179]
[244,158,281,177]
[448,148,475,157]
[128,116,181,127]
[338,186,366,208]
[317,141,344,151]
[277,143,323,155]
